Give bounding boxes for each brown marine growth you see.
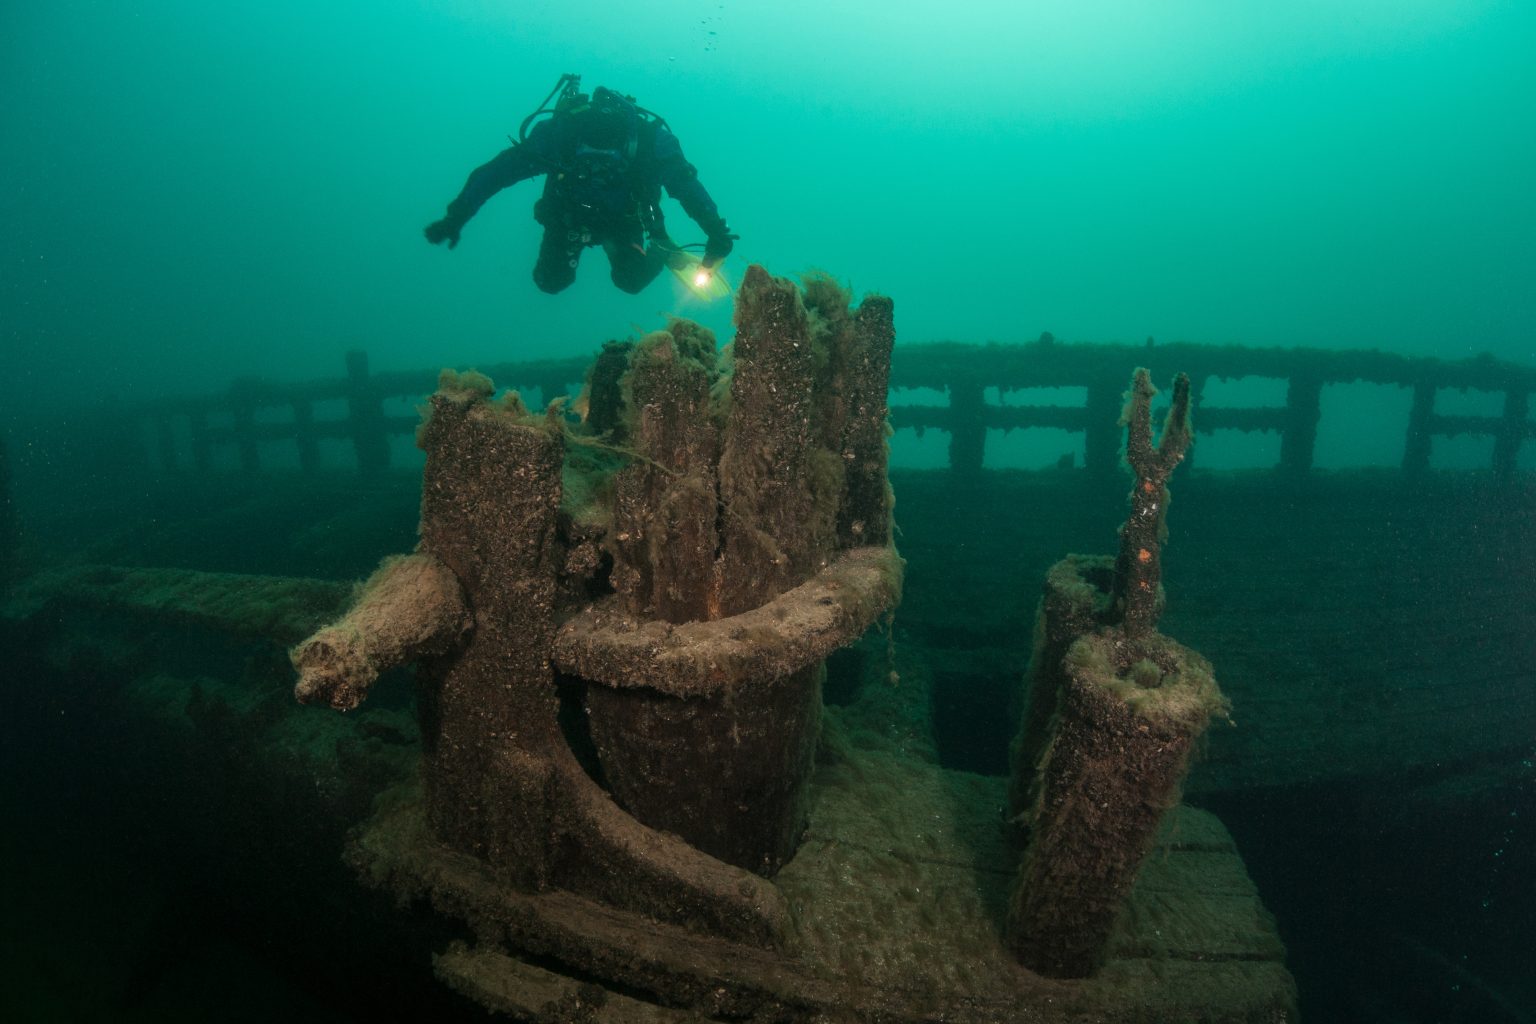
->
[1005,553,1114,829]
[11,563,348,643]
[1006,367,1225,978]
[1008,628,1226,977]
[578,268,900,875]
[410,374,568,877]
[582,339,636,440]
[716,266,825,614]
[807,273,896,549]
[304,369,797,942]
[605,327,721,623]
[291,553,470,711]
[289,265,901,935]
[1109,368,1191,637]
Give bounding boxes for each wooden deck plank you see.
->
[363,741,1296,1021]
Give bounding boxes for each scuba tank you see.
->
[516,76,673,243]
[515,76,666,226]
[514,75,670,147]
[515,73,585,144]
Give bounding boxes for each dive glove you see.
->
[424,217,462,249]
[702,224,737,268]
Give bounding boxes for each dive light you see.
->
[669,253,731,301]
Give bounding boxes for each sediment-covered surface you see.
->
[356,738,1293,1023]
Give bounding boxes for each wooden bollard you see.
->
[1008,629,1226,977]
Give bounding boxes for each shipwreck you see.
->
[272,266,1291,1021]
[13,256,1536,1019]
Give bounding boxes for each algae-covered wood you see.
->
[357,737,1296,1023]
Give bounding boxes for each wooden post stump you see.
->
[412,374,565,879]
[1009,630,1225,977]
[1006,553,1114,830]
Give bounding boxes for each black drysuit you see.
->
[435,107,730,294]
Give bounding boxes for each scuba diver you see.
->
[424,75,736,296]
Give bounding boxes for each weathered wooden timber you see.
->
[2,563,349,644]
[292,553,472,711]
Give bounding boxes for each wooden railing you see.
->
[138,351,588,475]
[125,340,1535,478]
[889,339,1535,478]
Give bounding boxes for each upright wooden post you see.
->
[1082,373,1124,476]
[1493,388,1529,481]
[838,296,896,546]
[293,400,319,473]
[607,331,720,624]
[1183,374,1207,472]
[718,268,822,612]
[1403,381,1435,476]
[584,341,634,438]
[414,381,563,882]
[230,382,260,473]
[947,378,986,476]
[1109,370,1191,637]
[1279,373,1322,475]
[345,350,389,473]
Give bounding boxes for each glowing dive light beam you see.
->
[668,254,730,301]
